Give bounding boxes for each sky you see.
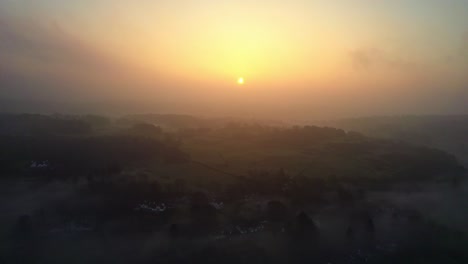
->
[0,0,467,119]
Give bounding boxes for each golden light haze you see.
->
[1,1,468,119]
[86,1,349,87]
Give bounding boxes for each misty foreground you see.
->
[1,114,468,264]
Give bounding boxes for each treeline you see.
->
[327,115,468,166]
[0,114,465,182]
[0,114,111,136]
[181,124,465,182]
[0,134,188,177]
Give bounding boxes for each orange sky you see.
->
[1,1,468,119]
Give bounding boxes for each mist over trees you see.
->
[1,113,467,263]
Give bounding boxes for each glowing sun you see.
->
[237,77,245,85]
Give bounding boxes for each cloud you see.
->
[0,16,120,71]
[461,31,468,58]
[349,48,378,69]
[0,15,162,102]
[349,48,415,71]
